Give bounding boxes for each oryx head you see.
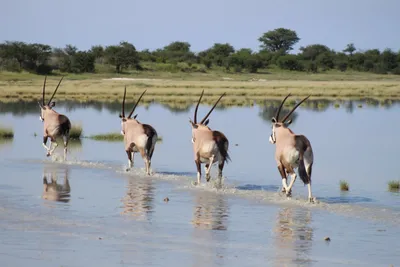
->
[37,76,64,122]
[119,86,145,135]
[269,93,310,144]
[189,90,225,143]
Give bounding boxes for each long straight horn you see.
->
[42,76,47,105]
[47,76,64,105]
[128,90,147,119]
[200,92,226,124]
[194,90,204,124]
[121,86,127,117]
[281,95,311,123]
[275,93,291,122]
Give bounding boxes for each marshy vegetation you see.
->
[1,76,400,104]
[69,124,83,140]
[340,180,350,191]
[0,125,14,139]
[388,180,400,192]
[86,132,163,143]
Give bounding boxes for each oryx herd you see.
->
[37,76,315,202]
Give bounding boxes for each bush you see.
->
[277,55,304,71]
[36,64,53,75]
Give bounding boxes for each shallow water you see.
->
[0,99,399,267]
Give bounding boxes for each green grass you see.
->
[0,126,14,139]
[87,132,163,143]
[388,180,400,192]
[69,124,83,140]
[340,180,349,191]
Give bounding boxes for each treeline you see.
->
[1,28,399,75]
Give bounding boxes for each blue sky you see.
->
[1,0,398,53]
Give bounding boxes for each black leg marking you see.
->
[277,165,287,179]
[126,150,132,161]
[218,160,225,178]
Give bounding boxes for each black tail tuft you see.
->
[213,130,231,164]
[143,124,157,159]
[298,154,310,185]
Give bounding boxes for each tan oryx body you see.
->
[189,90,231,185]
[119,87,158,175]
[269,94,315,202]
[38,76,71,161]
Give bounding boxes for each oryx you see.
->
[189,90,231,185]
[269,93,315,203]
[38,76,71,161]
[119,87,158,175]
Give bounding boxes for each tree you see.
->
[104,41,140,73]
[156,41,196,64]
[71,51,95,73]
[381,48,398,71]
[343,43,356,56]
[198,43,235,67]
[300,44,330,61]
[0,41,27,68]
[277,54,303,71]
[163,41,191,53]
[228,49,262,73]
[90,45,104,59]
[258,28,300,53]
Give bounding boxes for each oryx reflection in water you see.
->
[191,191,229,231]
[42,165,71,203]
[272,207,314,267]
[120,177,155,222]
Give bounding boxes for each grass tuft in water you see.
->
[388,180,400,192]
[0,126,14,139]
[70,124,83,140]
[88,132,163,143]
[89,132,123,141]
[340,180,349,191]
[334,103,340,108]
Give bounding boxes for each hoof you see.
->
[192,181,199,186]
[285,190,292,198]
[308,197,316,203]
[46,152,51,157]
[125,168,131,172]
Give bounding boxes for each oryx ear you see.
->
[49,101,55,108]
[133,114,138,119]
[285,119,292,125]
[38,101,44,109]
[271,117,277,123]
[204,119,210,126]
[119,113,123,118]
[189,119,198,129]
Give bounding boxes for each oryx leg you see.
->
[218,158,225,179]
[63,134,69,161]
[139,148,151,175]
[126,150,133,171]
[286,172,297,197]
[42,136,50,153]
[306,162,314,203]
[195,159,201,185]
[48,138,58,156]
[205,155,215,182]
[278,164,289,193]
